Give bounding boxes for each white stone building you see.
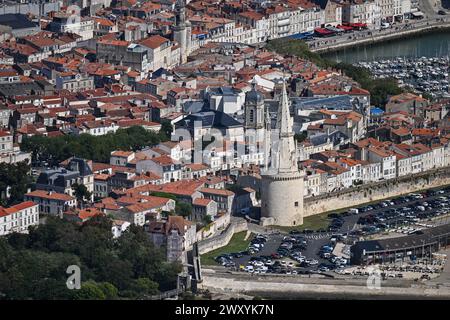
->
[0,201,39,236]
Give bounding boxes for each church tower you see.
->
[260,79,304,226]
[244,79,265,144]
[173,0,191,64]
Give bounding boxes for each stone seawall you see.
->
[197,218,248,255]
[311,23,450,54]
[304,167,450,217]
[200,274,450,299]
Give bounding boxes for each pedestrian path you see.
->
[304,233,332,240]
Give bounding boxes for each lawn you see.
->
[200,231,253,265]
[275,212,332,233]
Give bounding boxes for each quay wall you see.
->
[311,23,450,54]
[200,275,450,299]
[304,167,450,217]
[197,218,248,255]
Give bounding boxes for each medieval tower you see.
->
[173,0,192,64]
[260,80,304,226]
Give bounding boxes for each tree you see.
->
[0,161,32,206]
[294,132,307,143]
[131,278,159,296]
[202,215,213,225]
[175,202,192,218]
[21,126,166,165]
[72,183,92,207]
[74,281,107,300]
[97,282,119,299]
[159,119,173,141]
[0,216,179,299]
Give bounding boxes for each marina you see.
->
[356,56,450,98]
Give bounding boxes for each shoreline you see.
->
[200,273,450,300]
[311,23,450,55]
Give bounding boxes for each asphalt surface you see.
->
[219,185,450,273]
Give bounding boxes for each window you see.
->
[294,201,299,207]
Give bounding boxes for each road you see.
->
[309,10,450,53]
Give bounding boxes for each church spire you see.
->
[272,78,298,174]
[276,79,293,138]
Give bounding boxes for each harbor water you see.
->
[322,30,450,63]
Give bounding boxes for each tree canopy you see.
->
[20,126,168,166]
[0,216,181,300]
[0,161,32,206]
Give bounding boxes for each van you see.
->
[349,208,359,214]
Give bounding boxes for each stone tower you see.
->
[260,79,304,226]
[244,79,265,144]
[173,0,192,64]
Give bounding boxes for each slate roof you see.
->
[0,14,38,30]
[174,110,241,129]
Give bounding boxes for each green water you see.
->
[322,30,450,63]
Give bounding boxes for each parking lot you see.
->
[212,185,450,278]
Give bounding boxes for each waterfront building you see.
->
[342,0,381,29]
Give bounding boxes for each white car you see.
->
[244,265,254,272]
[309,259,319,265]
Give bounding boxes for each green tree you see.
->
[0,216,180,299]
[72,183,92,207]
[159,119,173,141]
[131,278,159,296]
[175,202,192,218]
[97,282,119,299]
[74,281,107,300]
[294,132,307,143]
[0,161,32,206]
[21,126,166,165]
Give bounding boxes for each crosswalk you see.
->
[304,233,332,240]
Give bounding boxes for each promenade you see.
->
[200,268,450,299]
[310,17,450,54]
